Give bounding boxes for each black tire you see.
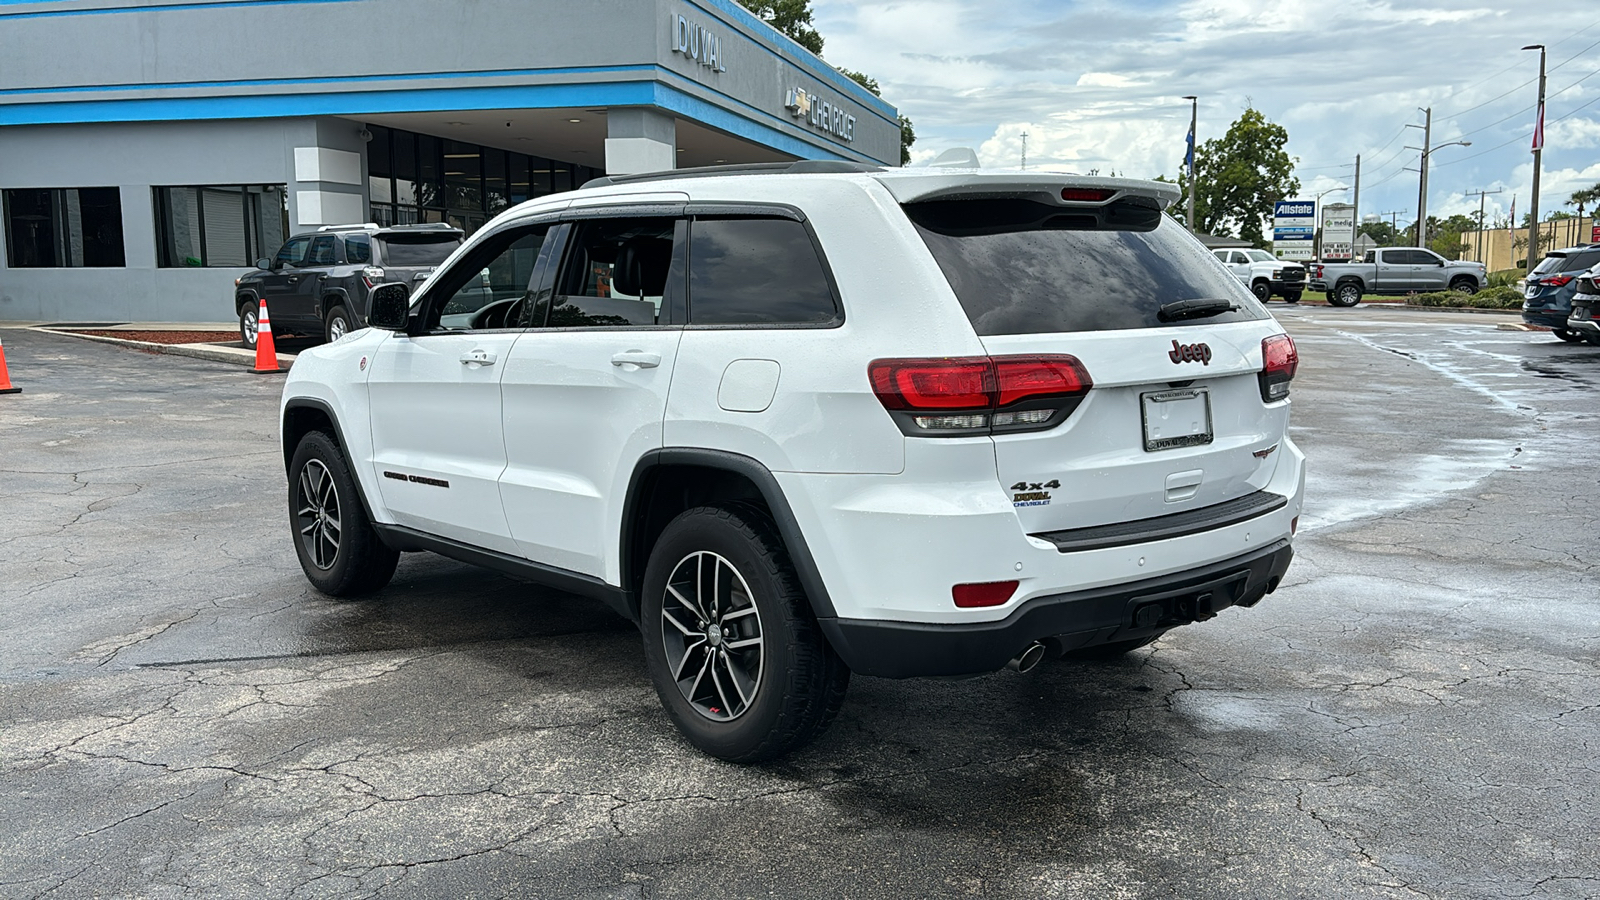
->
[325,305,352,343]
[641,504,849,763]
[288,430,399,597]
[1325,291,1336,302]
[1251,280,1272,302]
[1284,291,1302,304]
[239,300,259,350]
[1555,328,1582,343]
[1332,282,1363,307]
[1063,636,1158,660]
[1584,333,1600,346]
[1450,278,1479,295]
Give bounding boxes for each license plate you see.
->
[1142,388,1213,452]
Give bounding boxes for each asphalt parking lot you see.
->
[2,309,1598,900]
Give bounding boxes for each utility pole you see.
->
[1352,154,1361,237]
[1463,188,1503,263]
[1020,131,1028,171]
[1524,44,1547,271]
[1406,108,1432,247]
[1183,95,1198,234]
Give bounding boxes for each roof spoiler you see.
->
[877,173,1182,210]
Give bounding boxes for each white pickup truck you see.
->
[1211,248,1306,303]
[1309,247,1486,307]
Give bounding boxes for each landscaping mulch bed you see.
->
[68,330,239,345]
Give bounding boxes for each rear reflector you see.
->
[869,355,1093,436]
[953,580,1019,608]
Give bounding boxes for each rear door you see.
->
[903,196,1286,531]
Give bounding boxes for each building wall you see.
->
[1456,218,1593,271]
[0,117,324,322]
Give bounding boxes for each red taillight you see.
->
[1060,187,1115,202]
[953,580,1018,608]
[868,357,992,410]
[869,355,1093,435]
[1545,275,1574,287]
[1259,334,1298,403]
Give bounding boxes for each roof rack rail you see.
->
[379,222,462,231]
[316,222,380,232]
[582,160,883,190]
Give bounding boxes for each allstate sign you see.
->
[1274,201,1315,218]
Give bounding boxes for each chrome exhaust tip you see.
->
[1007,641,1047,674]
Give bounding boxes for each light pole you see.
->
[1524,44,1547,271]
[1463,188,1503,263]
[1404,133,1472,248]
[1183,95,1198,234]
[1312,185,1349,260]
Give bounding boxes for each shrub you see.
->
[1487,268,1524,289]
[1404,285,1523,309]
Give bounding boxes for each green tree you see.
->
[1568,182,1600,220]
[1175,108,1299,246]
[839,67,917,166]
[1358,220,1400,247]
[1428,214,1478,259]
[741,0,823,54]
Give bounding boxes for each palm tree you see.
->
[1567,183,1600,232]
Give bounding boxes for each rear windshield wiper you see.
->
[1158,298,1238,322]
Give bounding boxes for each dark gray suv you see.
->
[234,223,463,349]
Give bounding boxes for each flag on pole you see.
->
[1532,102,1545,152]
[1508,195,1516,242]
[1185,122,1195,172]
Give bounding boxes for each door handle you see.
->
[460,349,497,367]
[287,276,301,283]
[611,350,661,369]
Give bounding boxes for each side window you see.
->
[420,224,549,332]
[344,234,371,264]
[304,235,337,266]
[548,217,679,327]
[1363,250,1376,263]
[1230,251,1248,265]
[688,217,839,326]
[275,237,309,268]
[1212,250,1228,263]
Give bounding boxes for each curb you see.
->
[35,328,296,370]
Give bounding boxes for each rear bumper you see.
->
[820,539,1294,678]
[1523,308,1570,329]
[1566,316,1600,335]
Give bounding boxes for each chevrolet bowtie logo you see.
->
[784,88,813,117]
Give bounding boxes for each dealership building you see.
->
[0,0,901,323]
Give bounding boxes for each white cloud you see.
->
[813,0,1600,232]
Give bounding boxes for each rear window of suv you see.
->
[1532,248,1600,274]
[376,234,461,266]
[906,198,1266,335]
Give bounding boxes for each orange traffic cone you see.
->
[0,335,20,394]
[252,297,284,375]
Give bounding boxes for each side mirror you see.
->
[255,258,274,270]
[367,283,411,331]
[1436,259,1446,266]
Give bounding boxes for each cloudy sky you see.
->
[812,0,1600,230]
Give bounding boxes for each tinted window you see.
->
[688,217,839,326]
[275,237,309,267]
[306,235,337,266]
[2,187,125,268]
[906,199,1265,335]
[345,234,371,264]
[377,234,461,266]
[550,218,678,327]
[1534,249,1600,274]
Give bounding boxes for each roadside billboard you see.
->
[1321,203,1356,261]
[1273,201,1317,260]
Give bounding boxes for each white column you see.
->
[604,109,676,176]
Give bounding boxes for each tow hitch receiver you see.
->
[1128,570,1251,629]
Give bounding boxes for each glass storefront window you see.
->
[153,184,287,267]
[484,149,508,214]
[3,187,126,268]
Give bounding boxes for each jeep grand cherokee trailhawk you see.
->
[278,161,1304,762]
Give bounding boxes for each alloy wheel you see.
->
[660,551,765,722]
[295,460,342,570]
[329,317,347,341]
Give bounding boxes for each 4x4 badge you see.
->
[1168,340,1212,365]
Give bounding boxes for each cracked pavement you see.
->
[1,315,1597,899]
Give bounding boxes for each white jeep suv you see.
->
[279,161,1304,762]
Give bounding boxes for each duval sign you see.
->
[784,87,855,142]
[671,14,726,73]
